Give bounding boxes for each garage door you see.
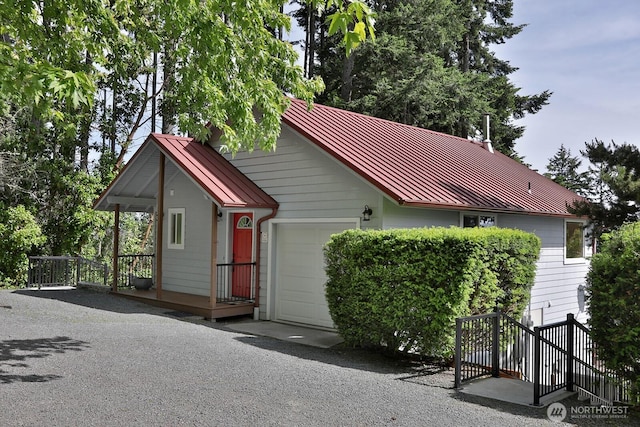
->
[275,222,354,329]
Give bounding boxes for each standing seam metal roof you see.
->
[282,98,581,216]
[151,134,278,209]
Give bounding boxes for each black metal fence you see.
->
[116,254,155,289]
[454,311,534,388]
[455,311,636,405]
[215,262,255,302]
[28,256,108,288]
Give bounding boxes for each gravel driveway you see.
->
[0,289,633,426]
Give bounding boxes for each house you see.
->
[94,98,589,328]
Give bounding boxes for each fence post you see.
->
[566,313,574,392]
[533,326,541,406]
[454,317,462,389]
[492,311,500,378]
[76,257,82,286]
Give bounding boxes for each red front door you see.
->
[232,213,253,298]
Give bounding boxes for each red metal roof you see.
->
[283,98,581,217]
[151,134,278,209]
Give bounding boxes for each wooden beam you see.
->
[112,204,120,292]
[210,204,218,309]
[106,196,156,207]
[156,153,165,299]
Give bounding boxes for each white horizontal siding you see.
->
[381,198,459,229]
[162,172,212,296]
[499,214,589,324]
[227,127,379,223]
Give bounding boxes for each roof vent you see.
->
[483,113,494,154]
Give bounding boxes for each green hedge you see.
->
[587,222,640,402]
[324,227,540,358]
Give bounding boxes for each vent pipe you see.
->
[482,113,494,154]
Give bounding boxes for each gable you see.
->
[94,134,278,212]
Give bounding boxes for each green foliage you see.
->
[1,0,375,155]
[476,228,541,316]
[312,0,550,156]
[544,144,590,197]
[569,139,640,243]
[586,222,640,401]
[0,204,45,287]
[324,227,540,358]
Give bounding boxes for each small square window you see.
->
[168,208,185,250]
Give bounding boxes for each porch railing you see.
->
[116,254,155,289]
[215,262,255,302]
[454,311,637,406]
[28,256,109,288]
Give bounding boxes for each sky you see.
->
[491,0,640,172]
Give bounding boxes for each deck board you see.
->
[115,288,254,319]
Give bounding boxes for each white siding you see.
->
[498,214,589,324]
[162,172,212,296]
[381,198,458,229]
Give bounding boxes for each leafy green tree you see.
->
[1,0,375,155]
[544,144,590,196]
[586,222,640,402]
[0,204,46,287]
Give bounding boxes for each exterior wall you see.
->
[226,126,380,319]
[381,198,458,228]
[499,214,589,325]
[218,127,588,326]
[162,171,212,296]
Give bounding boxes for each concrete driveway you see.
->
[0,289,619,426]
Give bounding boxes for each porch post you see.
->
[210,203,218,309]
[156,153,165,298]
[112,203,120,293]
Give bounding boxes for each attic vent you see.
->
[483,113,494,154]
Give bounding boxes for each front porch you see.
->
[114,254,256,320]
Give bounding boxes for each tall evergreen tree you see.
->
[309,0,551,156]
[569,139,640,242]
[544,144,590,196]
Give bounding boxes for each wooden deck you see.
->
[115,288,255,320]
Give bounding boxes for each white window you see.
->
[565,219,586,263]
[461,213,497,228]
[168,208,185,250]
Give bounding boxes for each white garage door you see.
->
[275,222,354,329]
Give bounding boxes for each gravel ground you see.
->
[0,289,637,427]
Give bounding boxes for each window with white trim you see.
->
[461,213,497,228]
[168,208,185,250]
[565,220,586,263]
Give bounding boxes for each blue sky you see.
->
[492,0,640,172]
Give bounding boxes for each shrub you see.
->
[586,222,640,402]
[0,204,46,287]
[324,227,540,359]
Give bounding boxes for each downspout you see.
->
[254,207,278,318]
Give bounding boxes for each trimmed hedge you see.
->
[586,222,640,402]
[324,227,540,358]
